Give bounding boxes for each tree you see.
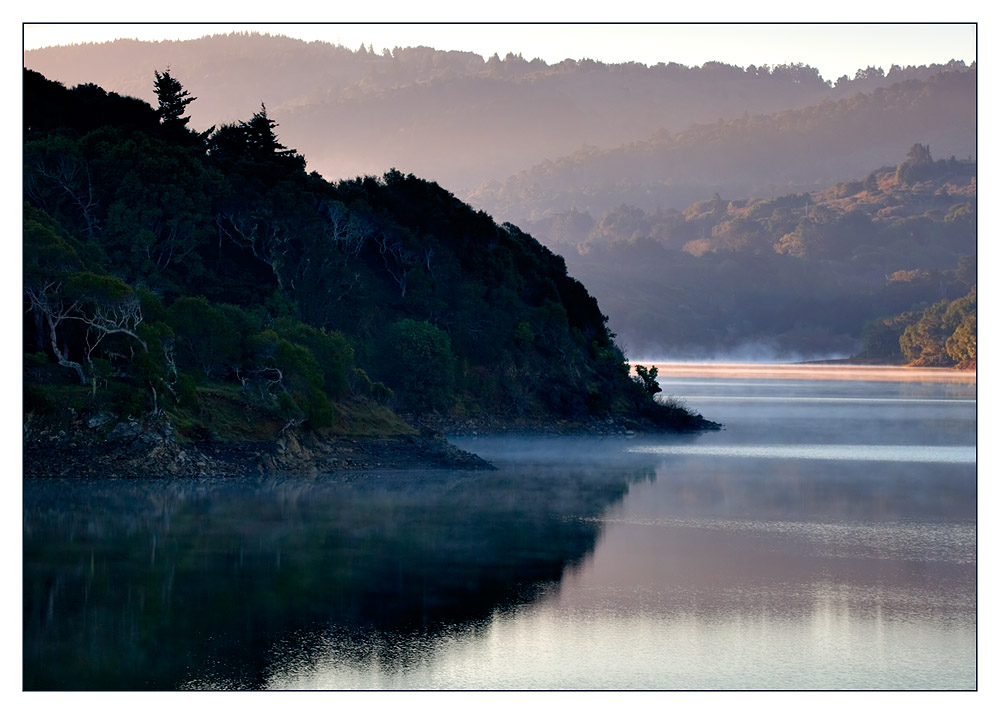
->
[153,68,197,139]
[166,297,241,379]
[274,320,355,398]
[153,69,196,129]
[946,312,976,367]
[859,312,916,363]
[906,143,933,165]
[896,143,936,184]
[24,271,147,385]
[382,319,457,410]
[23,134,100,237]
[242,103,301,163]
[899,288,976,367]
[206,104,305,169]
[633,365,662,396]
[93,128,221,287]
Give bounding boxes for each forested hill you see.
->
[525,146,976,362]
[466,66,976,226]
[23,33,971,193]
[23,68,710,450]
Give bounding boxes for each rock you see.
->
[87,412,114,429]
[106,420,142,443]
[24,411,497,478]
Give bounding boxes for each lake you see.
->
[22,364,976,690]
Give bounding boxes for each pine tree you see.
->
[153,69,195,129]
[241,103,294,160]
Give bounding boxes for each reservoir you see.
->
[23,364,976,690]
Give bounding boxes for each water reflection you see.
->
[23,458,658,690]
[24,371,976,690]
[265,597,974,690]
[629,443,975,463]
[258,449,975,690]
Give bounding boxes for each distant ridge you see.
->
[24,32,974,197]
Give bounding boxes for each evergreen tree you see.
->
[242,103,295,161]
[208,104,305,169]
[153,69,195,130]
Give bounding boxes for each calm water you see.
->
[23,367,976,690]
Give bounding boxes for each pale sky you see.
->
[22,21,976,84]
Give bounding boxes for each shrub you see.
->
[175,372,200,409]
[382,319,457,411]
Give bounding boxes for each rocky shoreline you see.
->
[22,415,493,480]
[23,406,720,480]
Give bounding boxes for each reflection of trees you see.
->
[24,461,655,690]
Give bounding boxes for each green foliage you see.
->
[106,379,147,417]
[137,288,169,324]
[633,365,662,396]
[898,287,976,367]
[304,388,334,429]
[382,319,457,411]
[274,320,354,398]
[87,127,223,289]
[24,352,49,367]
[273,338,324,395]
[513,321,536,345]
[24,384,55,417]
[946,312,976,366]
[175,373,200,409]
[22,67,709,436]
[859,313,916,363]
[23,211,85,279]
[167,297,241,379]
[63,271,134,303]
[352,369,393,404]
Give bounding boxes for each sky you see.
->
[21,21,976,84]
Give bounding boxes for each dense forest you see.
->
[23,67,709,452]
[525,146,976,362]
[23,34,974,195]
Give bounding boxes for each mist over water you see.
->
[23,365,975,690]
[627,342,860,366]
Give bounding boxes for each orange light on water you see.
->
[643,362,976,384]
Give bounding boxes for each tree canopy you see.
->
[23,67,703,439]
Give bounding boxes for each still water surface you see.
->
[23,366,976,690]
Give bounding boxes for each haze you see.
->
[23,22,975,86]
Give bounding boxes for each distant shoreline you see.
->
[647,362,976,384]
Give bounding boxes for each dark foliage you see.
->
[23,68,697,436]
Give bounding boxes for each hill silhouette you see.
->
[24,33,973,197]
[24,67,713,475]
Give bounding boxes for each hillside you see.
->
[23,33,970,194]
[23,68,715,478]
[466,66,976,226]
[522,147,976,360]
